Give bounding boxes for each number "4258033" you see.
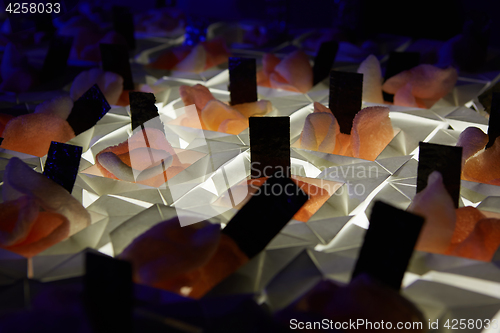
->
[5,3,61,14]
[444,318,498,330]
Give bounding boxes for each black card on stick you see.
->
[113,6,136,50]
[100,43,134,90]
[250,117,290,179]
[40,36,73,83]
[486,93,500,149]
[313,41,339,86]
[223,176,308,258]
[129,92,159,131]
[84,252,133,333]
[229,57,257,105]
[66,84,111,136]
[329,71,363,134]
[352,201,424,291]
[417,142,462,208]
[478,82,500,115]
[43,142,82,193]
[383,52,420,102]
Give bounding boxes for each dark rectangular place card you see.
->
[329,71,363,134]
[486,92,500,149]
[417,142,462,208]
[130,92,160,131]
[43,142,82,193]
[229,57,258,105]
[478,82,500,115]
[352,201,424,291]
[383,52,420,103]
[222,176,308,258]
[113,6,136,50]
[66,84,111,136]
[249,117,290,179]
[40,36,73,83]
[312,41,339,86]
[84,252,133,333]
[100,43,134,90]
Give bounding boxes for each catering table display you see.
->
[0,3,500,332]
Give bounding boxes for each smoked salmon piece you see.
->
[450,207,486,244]
[120,218,248,298]
[407,171,456,253]
[313,101,331,114]
[1,113,75,157]
[448,218,500,262]
[456,127,489,168]
[257,50,313,93]
[0,158,90,257]
[382,70,412,95]
[2,206,70,258]
[71,68,124,106]
[201,100,248,134]
[382,64,458,109]
[257,53,281,87]
[148,45,192,70]
[184,233,248,298]
[293,180,331,222]
[278,275,425,333]
[297,103,393,160]
[299,109,339,153]
[175,44,206,73]
[120,219,221,293]
[179,84,273,134]
[179,84,215,114]
[409,65,458,101]
[408,171,500,261]
[202,38,231,70]
[1,78,118,157]
[333,132,352,156]
[149,38,230,73]
[220,176,331,222]
[351,106,393,160]
[394,82,418,108]
[96,127,188,187]
[218,118,249,135]
[232,100,272,118]
[462,136,500,186]
[357,55,384,104]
